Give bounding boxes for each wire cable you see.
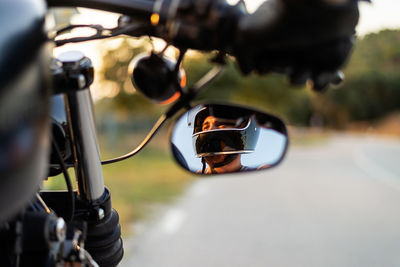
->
[101,114,167,165]
[52,139,75,222]
[100,65,224,165]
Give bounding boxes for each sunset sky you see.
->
[245,0,400,35]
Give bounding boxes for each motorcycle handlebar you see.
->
[47,0,246,51]
[47,0,155,20]
[47,0,359,89]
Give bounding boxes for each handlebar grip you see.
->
[237,0,359,49]
[234,0,360,87]
[154,0,247,51]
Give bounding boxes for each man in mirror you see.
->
[191,105,260,174]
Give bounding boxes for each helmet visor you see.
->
[193,121,258,157]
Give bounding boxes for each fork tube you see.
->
[64,89,105,202]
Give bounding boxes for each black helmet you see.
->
[191,104,260,158]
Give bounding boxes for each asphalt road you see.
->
[120,134,400,267]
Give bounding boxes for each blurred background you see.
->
[45,1,400,266]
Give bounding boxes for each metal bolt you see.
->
[77,74,86,89]
[98,208,105,220]
[57,50,85,64]
[56,218,67,242]
[49,217,66,242]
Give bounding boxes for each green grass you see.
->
[43,133,194,235]
[289,127,331,147]
[102,149,193,230]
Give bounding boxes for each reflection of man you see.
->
[191,105,260,174]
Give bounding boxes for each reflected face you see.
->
[201,116,245,131]
[201,117,231,166]
[204,154,228,166]
[202,116,234,131]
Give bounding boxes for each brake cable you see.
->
[52,139,75,222]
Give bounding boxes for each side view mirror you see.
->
[170,103,289,175]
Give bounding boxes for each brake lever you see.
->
[54,22,152,47]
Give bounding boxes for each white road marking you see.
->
[159,209,186,235]
[353,150,400,191]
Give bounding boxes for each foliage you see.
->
[96,29,400,128]
[193,62,313,125]
[315,29,400,127]
[96,38,164,119]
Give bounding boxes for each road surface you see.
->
[120,134,400,267]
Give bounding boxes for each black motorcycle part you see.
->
[0,220,22,267]
[22,212,54,251]
[40,188,111,222]
[0,0,51,224]
[40,188,124,266]
[130,53,182,104]
[19,212,66,267]
[48,95,74,176]
[0,197,68,267]
[52,52,95,94]
[47,0,154,20]
[86,209,124,267]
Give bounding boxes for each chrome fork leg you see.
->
[64,89,105,202]
[57,51,105,202]
[55,51,123,267]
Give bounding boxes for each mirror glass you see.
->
[170,104,289,175]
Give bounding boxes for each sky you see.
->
[244,0,400,35]
[357,0,400,35]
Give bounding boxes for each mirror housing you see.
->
[170,103,289,175]
[129,52,185,104]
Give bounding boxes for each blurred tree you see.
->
[96,29,400,128]
[183,55,313,125]
[97,38,154,114]
[314,29,400,126]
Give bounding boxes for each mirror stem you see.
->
[101,65,224,165]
